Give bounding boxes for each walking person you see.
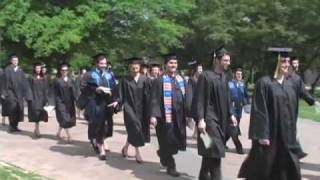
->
[1,55,31,133]
[54,63,77,143]
[289,56,318,159]
[225,67,249,154]
[117,57,151,163]
[80,54,118,160]
[194,47,237,180]
[28,63,50,138]
[150,53,187,177]
[238,51,303,180]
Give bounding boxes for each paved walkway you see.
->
[0,112,320,180]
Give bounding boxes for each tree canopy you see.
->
[0,0,320,79]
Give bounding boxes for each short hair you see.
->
[290,56,299,62]
[93,53,107,63]
[10,54,18,60]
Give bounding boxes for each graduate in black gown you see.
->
[80,54,118,160]
[185,60,203,138]
[150,53,187,177]
[289,56,318,159]
[1,55,31,132]
[28,63,49,138]
[54,63,77,143]
[238,53,303,180]
[194,48,237,180]
[149,62,162,80]
[117,58,150,163]
[0,67,6,126]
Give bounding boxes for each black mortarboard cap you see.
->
[33,62,42,67]
[231,65,243,72]
[149,61,161,68]
[267,47,292,58]
[210,45,227,59]
[126,57,143,65]
[92,53,107,61]
[267,47,293,78]
[59,62,70,69]
[163,53,178,64]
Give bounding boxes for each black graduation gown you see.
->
[150,77,187,155]
[289,73,315,156]
[28,77,49,122]
[194,70,233,158]
[118,75,150,147]
[238,76,301,180]
[1,65,30,121]
[54,78,77,128]
[0,68,4,116]
[82,71,116,141]
[290,73,315,120]
[185,78,198,118]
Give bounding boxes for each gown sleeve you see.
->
[248,78,270,140]
[194,73,207,122]
[298,77,315,105]
[185,79,195,118]
[150,78,162,119]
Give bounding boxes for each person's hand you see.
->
[231,115,238,126]
[1,95,5,100]
[258,139,270,146]
[198,119,206,134]
[186,117,195,130]
[96,86,103,93]
[150,117,157,128]
[107,101,118,108]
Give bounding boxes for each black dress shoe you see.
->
[8,127,20,133]
[167,167,180,177]
[236,148,244,154]
[90,140,99,154]
[298,152,308,159]
[157,150,167,167]
[98,154,106,160]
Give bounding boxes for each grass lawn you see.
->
[0,162,49,180]
[299,100,320,122]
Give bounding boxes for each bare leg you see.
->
[65,128,72,143]
[104,140,110,152]
[135,147,143,163]
[97,143,106,160]
[121,141,129,157]
[34,123,40,137]
[56,127,63,140]
[2,116,6,126]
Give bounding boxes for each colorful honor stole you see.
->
[163,74,185,123]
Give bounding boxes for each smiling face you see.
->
[150,66,160,77]
[34,65,42,75]
[96,58,107,71]
[291,59,299,72]
[280,57,291,76]
[217,54,231,71]
[197,65,203,74]
[130,63,141,75]
[60,66,69,77]
[235,70,243,81]
[11,57,19,67]
[166,59,178,74]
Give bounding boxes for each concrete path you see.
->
[0,112,319,180]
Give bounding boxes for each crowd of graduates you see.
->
[0,48,319,180]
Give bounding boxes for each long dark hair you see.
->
[33,62,44,78]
